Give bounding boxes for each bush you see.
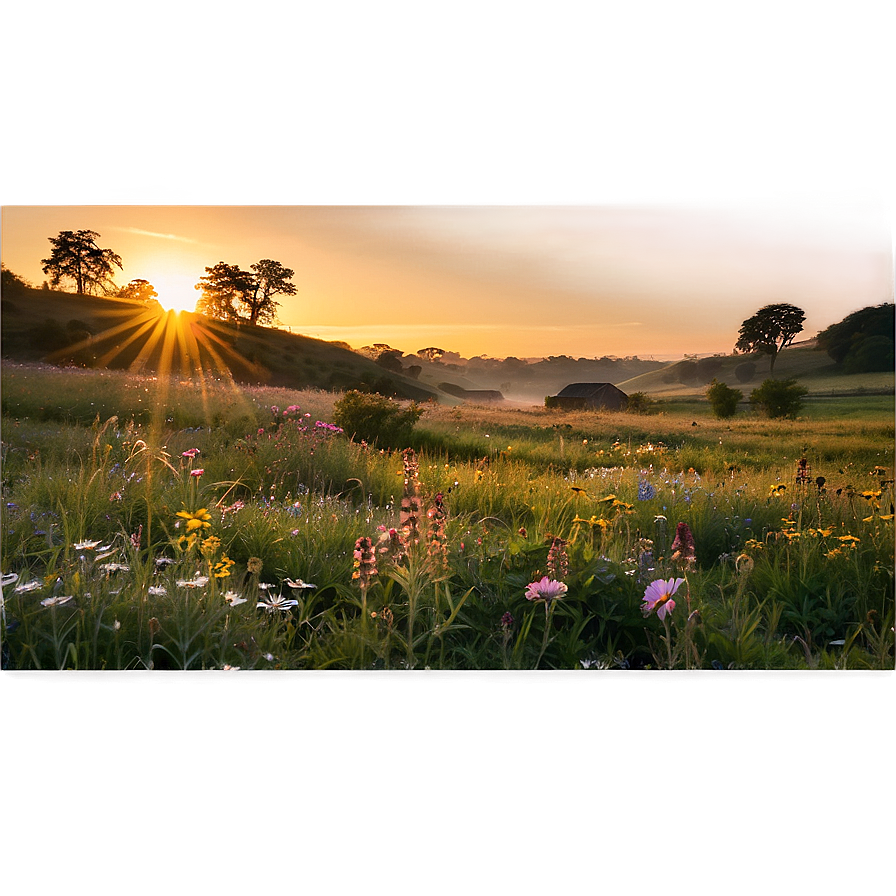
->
[749,378,808,419]
[332,390,423,448]
[706,379,743,418]
[626,392,657,414]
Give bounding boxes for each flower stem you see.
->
[535,600,555,669]
[663,614,673,669]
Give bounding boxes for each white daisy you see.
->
[224,591,248,607]
[286,578,317,590]
[14,580,43,593]
[147,585,168,597]
[41,594,75,608]
[257,594,299,612]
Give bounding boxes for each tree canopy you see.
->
[734,303,805,375]
[815,303,894,372]
[195,259,296,326]
[117,278,161,309]
[41,230,123,295]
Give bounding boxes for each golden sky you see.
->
[3,1,893,363]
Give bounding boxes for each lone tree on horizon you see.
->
[41,230,123,295]
[195,259,296,326]
[734,302,805,376]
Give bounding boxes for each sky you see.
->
[3,4,893,361]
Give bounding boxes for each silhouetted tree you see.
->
[195,259,296,325]
[247,259,296,326]
[735,303,805,376]
[41,230,123,295]
[117,278,161,308]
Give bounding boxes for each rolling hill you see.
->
[0,286,441,401]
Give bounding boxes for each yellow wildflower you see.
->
[176,507,212,532]
[213,556,235,578]
[201,536,222,557]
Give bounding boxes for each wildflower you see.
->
[569,485,587,495]
[501,611,514,629]
[735,554,754,575]
[637,478,657,501]
[176,575,210,589]
[176,534,198,552]
[641,578,684,621]
[353,537,378,589]
[113,619,121,631]
[474,470,484,482]
[1,572,19,586]
[148,617,161,636]
[224,591,248,606]
[41,594,75,608]
[147,585,167,596]
[213,556,235,578]
[200,535,222,557]
[246,557,263,575]
[670,522,696,568]
[14,580,43,593]
[222,665,241,671]
[190,468,204,478]
[524,576,568,604]
[837,535,860,548]
[73,539,102,550]
[182,448,200,458]
[285,578,317,590]
[100,563,131,572]
[546,536,569,580]
[176,507,212,531]
[155,557,175,568]
[257,593,299,613]
[130,525,143,549]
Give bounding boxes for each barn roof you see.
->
[556,382,627,399]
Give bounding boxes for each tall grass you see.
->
[2,363,893,670]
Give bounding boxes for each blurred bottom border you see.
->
[0,671,896,896]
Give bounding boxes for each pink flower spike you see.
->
[525,576,568,602]
[641,578,684,620]
[190,468,204,477]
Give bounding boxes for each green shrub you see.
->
[749,378,808,419]
[706,379,743,418]
[626,392,657,414]
[332,389,423,448]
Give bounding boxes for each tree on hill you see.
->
[815,303,894,372]
[195,259,295,325]
[41,230,123,295]
[1,265,31,297]
[734,303,805,376]
[117,278,161,309]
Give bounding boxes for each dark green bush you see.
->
[706,379,743,418]
[749,378,808,419]
[332,389,423,448]
[626,392,657,414]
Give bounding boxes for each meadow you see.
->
[1,362,893,670]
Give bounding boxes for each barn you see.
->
[549,382,629,411]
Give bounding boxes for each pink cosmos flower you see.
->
[190,468,204,477]
[525,576,568,603]
[182,448,200,458]
[641,578,684,621]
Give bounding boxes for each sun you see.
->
[147,272,200,313]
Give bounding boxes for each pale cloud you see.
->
[111,226,198,243]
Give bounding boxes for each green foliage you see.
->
[117,278,160,308]
[706,379,743,418]
[1,264,31,296]
[749,378,808,419]
[816,303,894,371]
[332,390,423,448]
[625,391,657,414]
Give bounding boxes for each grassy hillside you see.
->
[0,286,440,401]
[618,343,895,398]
